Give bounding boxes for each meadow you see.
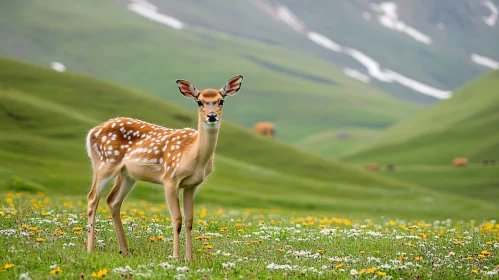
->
[1,192,498,279]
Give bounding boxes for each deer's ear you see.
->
[176,79,200,99]
[220,75,243,97]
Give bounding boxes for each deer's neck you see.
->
[194,117,220,165]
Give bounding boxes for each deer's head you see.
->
[176,75,243,131]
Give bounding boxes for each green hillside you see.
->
[0,0,421,151]
[343,70,499,203]
[1,58,496,219]
[344,70,499,165]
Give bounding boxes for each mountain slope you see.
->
[0,0,422,151]
[1,58,496,219]
[344,70,499,165]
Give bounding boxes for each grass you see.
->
[1,58,497,220]
[0,192,498,279]
[0,0,422,148]
[344,70,499,165]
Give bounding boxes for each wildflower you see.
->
[36,238,45,243]
[317,249,325,254]
[481,250,491,255]
[359,250,365,254]
[415,256,423,261]
[367,267,377,273]
[3,264,15,270]
[350,269,358,275]
[219,227,228,232]
[277,248,284,252]
[377,271,387,276]
[486,241,493,245]
[149,237,156,242]
[472,269,478,274]
[200,208,207,218]
[157,235,164,241]
[420,233,427,239]
[91,269,108,278]
[195,236,211,240]
[222,262,236,268]
[50,267,61,275]
[335,263,343,269]
[73,227,82,231]
[359,268,366,274]
[205,244,213,249]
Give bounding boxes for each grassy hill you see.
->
[344,70,499,165]
[1,58,497,220]
[0,0,421,154]
[343,70,499,203]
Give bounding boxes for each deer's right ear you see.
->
[176,79,200,99]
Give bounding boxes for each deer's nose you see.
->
[207,113,218,122]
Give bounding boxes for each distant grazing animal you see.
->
[452,158,468,167]
[85,75,244,261]
[364,163,379,171]
[490,160,496,166]
[482,160,489,166]
[386,164,395,171]
[253,122,276,137]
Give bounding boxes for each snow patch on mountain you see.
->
[482,0,498,27]
[307,32,342,52]
[254,0,452,98]
[471,53,499,69]
[51,62,66,72]
[276,5,306,33]
[128,0,184,30]
[370,2,432,45]
[343,68,371,83]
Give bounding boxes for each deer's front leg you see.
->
[164,181,182,261]
[183,187,196,262]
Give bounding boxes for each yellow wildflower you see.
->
[335,263,343,269]
[377,271,386,276]
[4,264,15,269]
[36,238,45,243]
[91,268,108,278]
[50,267,61,275]
[367,267,377,273]
[415,256,423,261]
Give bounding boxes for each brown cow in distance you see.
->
[386,164,395,171]
[452,158,468,167]
[364,163,379,172]
[253,122,276,137]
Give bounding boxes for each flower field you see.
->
[1,192,498,279]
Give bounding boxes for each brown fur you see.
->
[253,122,276,137]
[364,163,379,171]
[86,76,243,261]
[452,158,468,167]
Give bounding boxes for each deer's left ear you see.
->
[220,75,243,97]
[176,79,200,99]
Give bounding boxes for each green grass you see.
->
[0,193,498,279]
[342,70,499,205]
[1,58,497,220]
[0,0,422,148]
[344,70,499,165]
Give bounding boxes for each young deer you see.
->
[85,75,243,261]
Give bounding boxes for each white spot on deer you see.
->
[159,158,163,163]
[150,158,158,163]
[177,152,181,157]
[167,153,171,158]
[172,156,176,160]
[114,150,120,156]
[102,135,107,142]
[127,122,132,125]
[120,123,124,127]
[177,141,181,145]
[171,146,175,151]
[111,123,116,128]
[110,158,116,163]
[176,145,180,149]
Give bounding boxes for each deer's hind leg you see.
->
[87,170,114,253]
[106,170,136,255]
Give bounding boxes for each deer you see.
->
[85,75,243,262]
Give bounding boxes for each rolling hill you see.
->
[343,70,499,203]
[344,69,499,165]
[1,58,497,219]
[0,0,423,156]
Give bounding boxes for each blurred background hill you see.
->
[1,0,498,219]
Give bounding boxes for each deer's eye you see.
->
[219,100,224,106]
[197,101,203,107]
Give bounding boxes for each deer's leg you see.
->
[183,187,197,262]
[164,181,182,260]
[87,175,113,253]
[106,173,136,255]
